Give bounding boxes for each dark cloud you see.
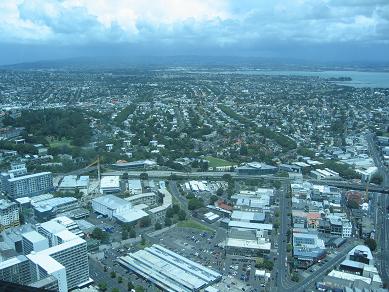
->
[0,0,389,64]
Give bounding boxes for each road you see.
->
[274,181,293,291]
[366,132,389,287]
[366,132,389,187]
[277,241,359,292]
[376,193,389,286]
[96,170,389,194]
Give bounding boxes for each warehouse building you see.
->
[32,197,79,221]
[118,244,221,292]
[99,176,120,194]
[58,175,89,192]
[92,195,132,219]
[235,162,277,176]
[128,179,142,194]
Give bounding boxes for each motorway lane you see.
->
[275,181,291,292]
[366,133,389,186]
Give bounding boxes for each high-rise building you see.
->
[0,220,90,292]
[22,231,49,255]
[0,199,20,231]
[1,172,53,199]
[0,255,32,285]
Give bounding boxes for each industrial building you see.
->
[92,195,149,224]
[58,175,90,192]
[118,244,221,292]
[0,199,20,231]
[235,162,278,176]
[128,179,142,194]
[228,221,273,231]
[292,232,326,268]
[226,228,271,256]
[32,197,79,221]
[92,195,133,219]
[99,176,120,194]
[111,159,157,170]
[231,210,266,223]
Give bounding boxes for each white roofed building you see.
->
[99,176,120,194]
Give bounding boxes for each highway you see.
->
[95,169,389,194]
[274,181,293,291]
[366,132,389,187]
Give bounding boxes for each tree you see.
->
[122,229,128,240]
[240,145,248,156]
[112,288,120,292]
[165,217,172,227]
[209,195,218,205]
[98,282,107,292]
[347,200,360,209]
[141,235,146,246]
[104,266,108,272]
[135,286,145,292]
[178,209,186,221]
[122,172,129,180]
[91,227,109,243]
[139,173,149,180]
[216,187,224,196]
[370,173,383,185]
[291,273,299,282]
[118,276,123,283]
[166,208,175,218]
[273,219,280,230]
[222,174,233,182]
[110,271,116,278]
[129,228,136,238]
[364,238,377,251]
[155,222,162,230]
[128,281,134,291]
[139,216,151,228]
[172,204,180,213]
[287,243,292,252]
[188,198,204,210]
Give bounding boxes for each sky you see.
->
[1,0,389,65]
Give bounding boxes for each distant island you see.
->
[326,76,352,81]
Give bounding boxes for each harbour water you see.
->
[231,70,389,88]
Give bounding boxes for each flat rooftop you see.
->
[100,176,120,189]
[7,172,51,182]
[228,221,273,231]
[22,230,47,243]
[92,195,131,210]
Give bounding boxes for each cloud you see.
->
[0,0,389,62]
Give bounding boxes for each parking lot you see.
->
[150,225,265,292]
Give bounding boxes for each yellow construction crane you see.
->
[85,156,101,187]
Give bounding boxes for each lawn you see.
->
[205,156,235,168]
[176,220,214,232]
[48,137,72,148]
